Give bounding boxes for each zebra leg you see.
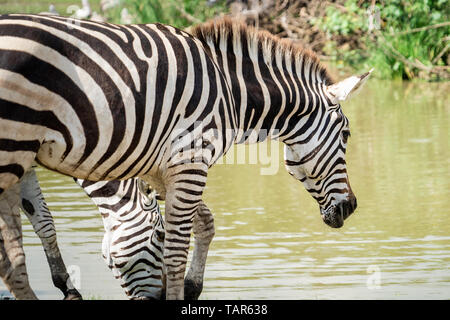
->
[184,201,215,300]
[162,164,208,300]
[0,234,13,296]
[0,232,18,299]
[163,193,195,300]
[19,169,82,300]
[0,183,37,300]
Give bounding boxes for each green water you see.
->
[1,80,448,299]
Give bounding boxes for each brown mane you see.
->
[190,16,334,85]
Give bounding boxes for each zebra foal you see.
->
[0,15,370,299]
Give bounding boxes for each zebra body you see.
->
[0,15,370,299]
[0,14,235,184]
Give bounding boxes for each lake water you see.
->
[1,80,449,300]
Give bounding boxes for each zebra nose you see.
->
[348,194,357,213]
[350,196,357,212]
[340,196,357,220]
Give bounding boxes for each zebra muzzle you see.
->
[321,197,357,228]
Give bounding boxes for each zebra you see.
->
[16,167,166,299]
[0,14,370,299]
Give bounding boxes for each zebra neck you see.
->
[193,20,330,146]
[210,42,322,146]
[191,17,332,143]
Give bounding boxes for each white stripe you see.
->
[232,29,248,142]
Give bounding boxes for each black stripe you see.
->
[183,32,204,118]
[175,187,203,196]
[111,225,155,246]
[116,258,162,277]
[87,180,120,197]
[0,139,40,152]
[175,179,206,187]
[241,33,264,132]
[263,46,286,131]
[118,236,150,251]
[0,163,24,178]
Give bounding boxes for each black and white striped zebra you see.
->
[18,167,165,299]
[0,14,370,299]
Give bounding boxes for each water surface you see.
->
[1,80,448,299]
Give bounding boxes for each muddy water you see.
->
[1,80,448,299]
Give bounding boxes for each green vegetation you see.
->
[124,0,226,29]
[315,0,449,80]
[0,0,102,15]
[0,0,448,80]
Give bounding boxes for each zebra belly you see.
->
[35,139,90,180]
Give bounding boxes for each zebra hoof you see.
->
[64,289,83,300]
[184,279,203,300]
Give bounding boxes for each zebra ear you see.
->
[137,179,151,196]
[326,69,373,103]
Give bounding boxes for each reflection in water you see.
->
[1,80,448,299]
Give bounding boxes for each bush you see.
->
[316,0,449,80]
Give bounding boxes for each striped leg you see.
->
[185,201,215,300]
[164,195,196,300]
[0,235,13,295]
[0,183,37,300]
[19,169,81,300]
[163,164,208,300]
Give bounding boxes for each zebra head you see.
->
[75,178,166,299]
[284,70,372,228]
[111,179,165,300]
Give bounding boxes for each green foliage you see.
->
[315,0,449,80]
[124,0,227,29]
[0,0,102,15]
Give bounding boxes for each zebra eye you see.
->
[155,229,165,242]
[342,130,351,143]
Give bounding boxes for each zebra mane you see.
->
[190,16,334,85]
